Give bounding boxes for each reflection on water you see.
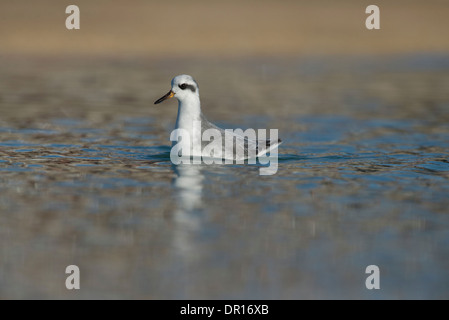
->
[174,165,204,213]
[172,165,204,258]
[0,55,449,299]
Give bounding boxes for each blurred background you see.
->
[1,0,449,57]
[0,0,449,299]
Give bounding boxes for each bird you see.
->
[154,74,281,161]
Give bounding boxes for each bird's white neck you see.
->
[172,95,203,156]
[174,95,201,131]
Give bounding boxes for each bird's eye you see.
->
[178,83,197,92]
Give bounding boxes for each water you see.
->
[0,55,449,299]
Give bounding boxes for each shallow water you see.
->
[0,55,449,299]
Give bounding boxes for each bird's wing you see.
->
[200,113,281,160]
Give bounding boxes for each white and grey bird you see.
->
[154,74,281,160]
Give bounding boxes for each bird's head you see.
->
[154,74,199,104]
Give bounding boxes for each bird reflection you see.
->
[171,164,204,258]
[173,164,204,213]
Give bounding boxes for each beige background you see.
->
[0,0,448,57]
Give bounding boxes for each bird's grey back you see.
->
[199,113,280,159]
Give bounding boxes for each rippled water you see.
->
[0,55,449,299]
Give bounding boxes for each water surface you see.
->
[0,55,448,299]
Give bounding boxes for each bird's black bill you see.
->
[154,90,175,104]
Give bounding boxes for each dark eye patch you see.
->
[178,83,196,92]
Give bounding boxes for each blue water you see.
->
[1,56,449,299]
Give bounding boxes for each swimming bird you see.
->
[154,74,281,160]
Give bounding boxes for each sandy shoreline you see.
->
[0,0,448,57]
